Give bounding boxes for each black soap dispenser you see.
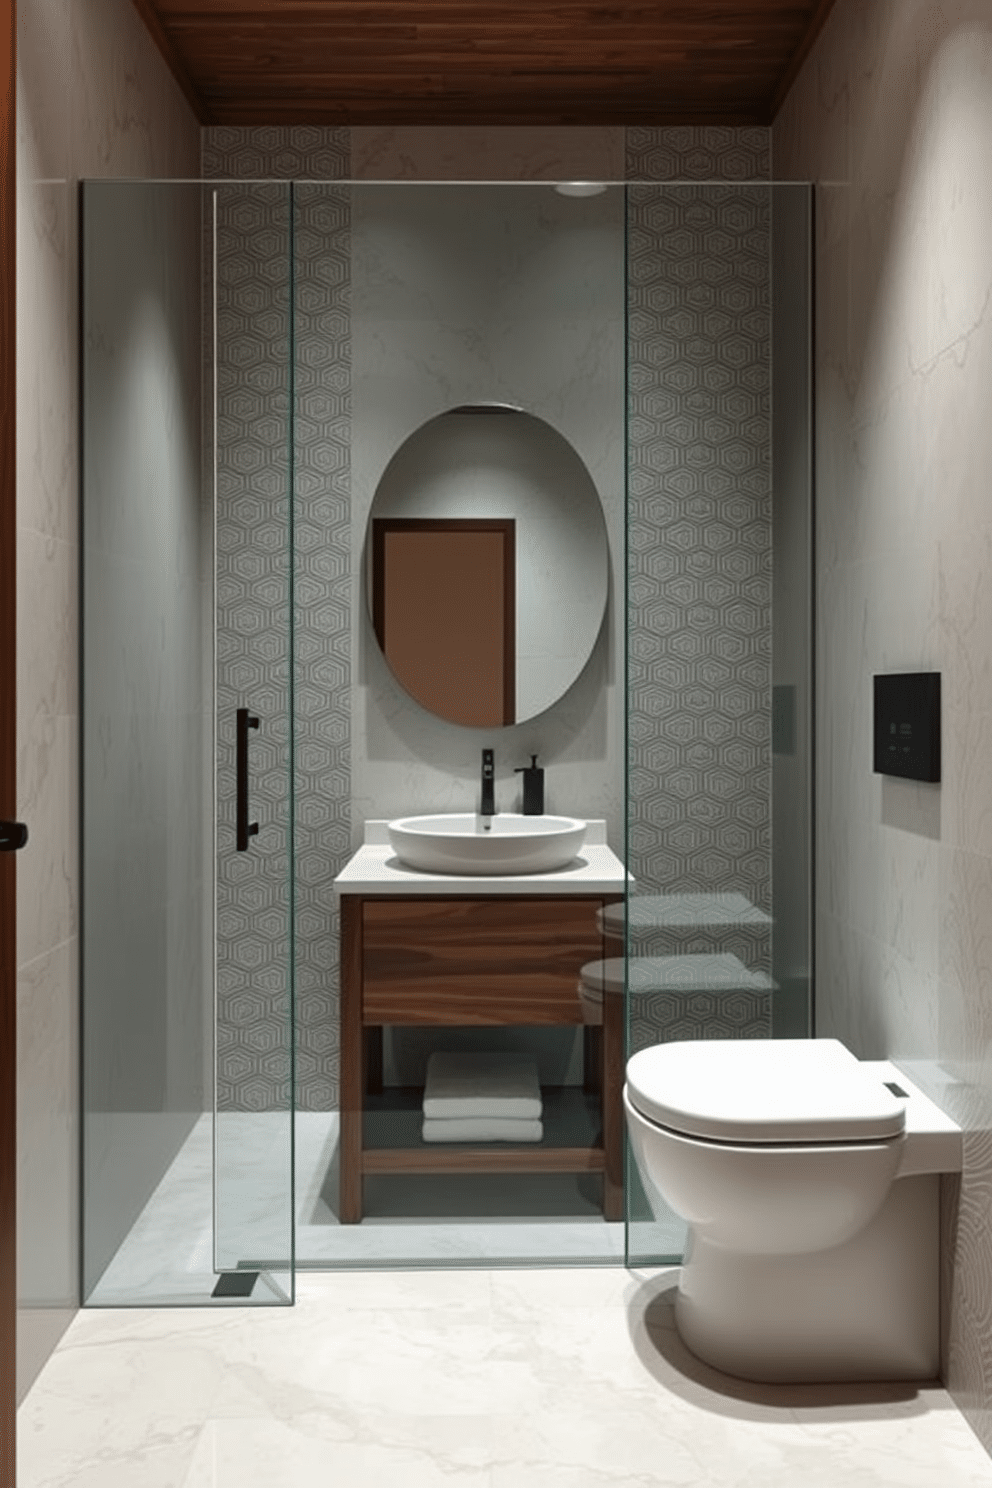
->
[515,755,544,816]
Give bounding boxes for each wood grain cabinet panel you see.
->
[339,892,623,1225]
[362,897,602,1025]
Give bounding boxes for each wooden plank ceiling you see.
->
[133,0,837,128]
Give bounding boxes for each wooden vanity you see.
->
[336,824,627,1225]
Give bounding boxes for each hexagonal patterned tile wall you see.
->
[627,126,770,182]
[626,128,772,1046]
[205,132,351,1112]
[210,179,295,1113]
[292,183,351,1110]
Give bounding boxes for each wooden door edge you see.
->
[1,0,17,1477]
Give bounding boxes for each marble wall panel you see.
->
[349,180,625,847]
[16,0,201,1402]
[774,0,992,1455]
[351,125,625,182]
[348,133,627,849]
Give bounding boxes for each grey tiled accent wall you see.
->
[292,183,352,1109]
[628,988,772,1053]
[209,180,294,1112]
[204,131,351,1111]
[204,127,350,180]
[627,126,770,181]
[625,128,772,1049]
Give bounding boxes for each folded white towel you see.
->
[421,1116,544,1143]
[423,1051,543,1120]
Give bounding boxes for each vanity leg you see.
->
[365,1026,384,1096]
[602,989,624,1221]
[339,896,364,1224]
[583,1026,602,1095]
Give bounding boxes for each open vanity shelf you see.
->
[362,1085,604,1177]
[336,833,627,1224]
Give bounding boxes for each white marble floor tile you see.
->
[19,1268,992,1487]
[16,1318,228,1488]
[181,1416,495,1488]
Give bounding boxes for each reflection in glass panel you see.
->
[623,183,814,1269]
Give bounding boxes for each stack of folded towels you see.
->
[422,1051,543,1143]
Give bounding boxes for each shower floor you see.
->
[85,1109,684,1306]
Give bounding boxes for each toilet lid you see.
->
[625,1039,907,1143]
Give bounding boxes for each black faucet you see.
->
[480,748,495,819]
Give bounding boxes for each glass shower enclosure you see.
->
[623,181,814,1264]
[79,175,812,1303]
[81,181,295,1305]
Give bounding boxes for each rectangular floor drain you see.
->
[212,1271,258,1298]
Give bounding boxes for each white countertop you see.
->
[334,819,628,895]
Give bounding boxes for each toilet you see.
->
[624,1037,962,1383]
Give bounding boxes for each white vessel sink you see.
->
[387,813,587,875]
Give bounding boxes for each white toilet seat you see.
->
[626,1038,906,1145]
[623,1038,961,1383]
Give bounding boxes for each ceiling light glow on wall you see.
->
[554,182,608,197]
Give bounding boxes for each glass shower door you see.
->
[80,179,295,1307]
[212,182,295,1303]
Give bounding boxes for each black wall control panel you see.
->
[873,672,941,783]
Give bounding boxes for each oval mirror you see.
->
[366,406,609,728]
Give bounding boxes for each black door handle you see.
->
[0,821,28,852]
[236,709,259,851]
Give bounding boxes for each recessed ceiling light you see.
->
[554,182,608,197]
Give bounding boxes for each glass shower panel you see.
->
[81,180,215,1303]
[770,184,814,1040]
[624,182,814,1267]
[293,180,627,1269]
[212,183,295,1301]
[81,180,295,1306]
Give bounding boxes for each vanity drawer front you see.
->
[362,897,604,1025]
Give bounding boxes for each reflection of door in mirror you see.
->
[372,518,516,727]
